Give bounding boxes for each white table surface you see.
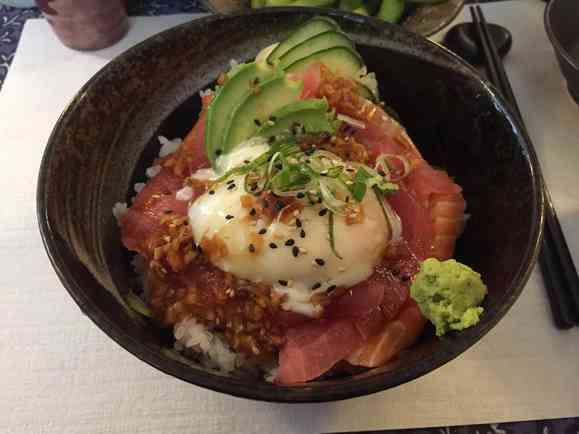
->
[1,3,578,434]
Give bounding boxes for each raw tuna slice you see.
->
[276,319,362,384]
[324,277,385,319]
[120,169,189,253]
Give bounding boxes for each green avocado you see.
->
[255,99,337,138]
[410,258,488,337]
[205,62,281,166]
[378,0,405,23]
[222,76,304,157]
[278,30,354,70]
[267,17,339,64]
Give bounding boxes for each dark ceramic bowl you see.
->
[201,0,464,37]
[37,9,543,402]
[545,0,579,105]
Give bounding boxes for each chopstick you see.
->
[470,5,579,328]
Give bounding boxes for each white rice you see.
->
[199,88,213,98]
[134,182,146,194]
[174,317,241,373]
[112,202,128,223]
[190,167,215,181]
[175,185,193,201]
[264,366,279,383]
[158,135,182,158]
[146,164,162,179]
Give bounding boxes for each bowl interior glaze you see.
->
[37,9,543,402]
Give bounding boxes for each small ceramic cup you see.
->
[35,0,129,51]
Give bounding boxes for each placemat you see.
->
[0,3,578,433]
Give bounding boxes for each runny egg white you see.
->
[188,138,393,317]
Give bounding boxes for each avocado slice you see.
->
[278,30,354,70]
[357,83,376,101]
[222,76,304,155]
[255,99,337,138]
[285,46,362,78]
[267,17,339,65]
[205,62,281,165]
[378,0,405,23]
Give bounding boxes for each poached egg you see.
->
[188,139,393,316]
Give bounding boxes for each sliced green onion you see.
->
[125,292,153,318]
[328,211,343,259]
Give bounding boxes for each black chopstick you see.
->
[471,5,579,328]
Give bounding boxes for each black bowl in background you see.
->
[545,0,579,105]
[37,8,543,403]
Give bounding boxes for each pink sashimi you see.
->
[347,300,426,368]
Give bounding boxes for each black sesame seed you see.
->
[317,197,323,204]
[297,192,305,199]
[327,285,337,292]
[254,119,262,126]
[300,229,306,238]
[285,239,295,246]
[292,246,299,257]
[249,208,257,216]
[225,214,234,220]
[269,242,278,249]
[215,149,223,156]
[295,218,302,228]
[243,159,250,164]
[320,172,327,177]
[258,228,267,235]
[345,196,350,203]
[226,179,235,185]
[315,258,325,266]
[311,282,322,290]
[278,280,288,286]
[227,183,236,190]
[318,208,328,217]
[248,244,256,253]
[208,190,215,195]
